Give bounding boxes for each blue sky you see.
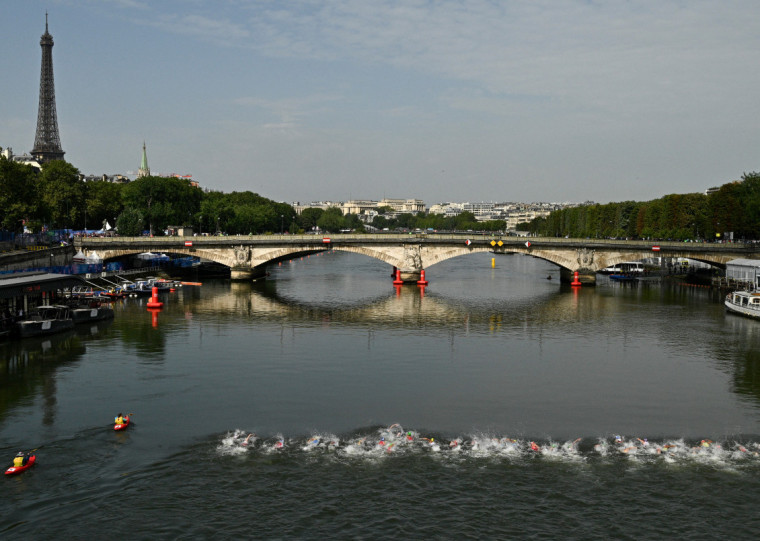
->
[2,0,759,205]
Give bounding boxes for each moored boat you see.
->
[724,290,760,319]
[609,274,637,282]
[15,305,74,338]
[69,300,115,323]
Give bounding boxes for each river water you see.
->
[3,251,760,539]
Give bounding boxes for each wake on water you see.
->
[215,426,760,469]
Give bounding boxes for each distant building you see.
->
[0,146,42,169]
[340,200,378,216]
[80,173,130,183]
[378,198,425,214]
[463,202,495,218]
[292,202,340,215]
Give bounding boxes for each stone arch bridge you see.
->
[74,234,760,284]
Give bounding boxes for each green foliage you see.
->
[198,191,295,234]
[116,207,144,236]
[85,180,124,230]
[522,178,760,240]
[298,207,324,231]
[316,207,345,233]
[38,160,84,229]
[122,176,202,234]
[0,157,39,232]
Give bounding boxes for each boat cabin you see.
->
[726,259,760,289]
[601,262,645,274]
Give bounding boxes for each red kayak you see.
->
[114,416,130,431]
[5,455,36,476]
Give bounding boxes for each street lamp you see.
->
[199,215,202,236]
[280,214,284,235]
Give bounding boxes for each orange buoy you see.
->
[146,286,164,308]
[392,268,403,285]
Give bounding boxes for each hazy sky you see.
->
[2,0,758,205]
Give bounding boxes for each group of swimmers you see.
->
[221,425,760,461]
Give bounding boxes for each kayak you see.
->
[5,455,36,476]
[114,416,130,431]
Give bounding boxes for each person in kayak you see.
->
[12,452,30,468]
[114,413,126,425]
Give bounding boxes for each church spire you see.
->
[138,141,150,178]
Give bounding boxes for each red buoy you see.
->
[570,271,582,287]
[392,268,403,285]
[417,269,429,286]
[146,286,164,308]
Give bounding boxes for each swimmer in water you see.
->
[530,441,540,452]
[637,438,649,447]
[275,438,284,448]
[242,433,256,447]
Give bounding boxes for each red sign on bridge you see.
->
[651,245,661,251]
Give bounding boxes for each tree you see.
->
[0,157,39,232]
[37,160,84,230]
[316,207,345,232]
[299,207,324,231]
[116,207,144,236]
[85,180,124,231]
[122,176,202,234]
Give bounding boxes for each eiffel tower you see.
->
[31,13,65,164]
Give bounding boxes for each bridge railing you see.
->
[75,234,760,252]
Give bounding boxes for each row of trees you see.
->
[0,158,299,236]
[299,207,506,234]
[0,158,506,237]
[522,172,760,241]
[7,157,756,240]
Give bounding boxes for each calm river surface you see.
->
[3,251,760,539]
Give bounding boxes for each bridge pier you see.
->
[230,267,252,281]
[560,268,596,285]
[231,266,269,281]
[399,270,421,283]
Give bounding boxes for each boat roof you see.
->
[0,272,84,299]
[726,259,760,268]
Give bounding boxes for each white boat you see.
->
[600,262,645,275]
[16,305,74,338]
[724,290,760,319]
